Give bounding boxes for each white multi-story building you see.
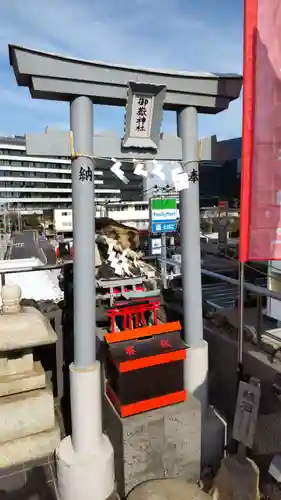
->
[53,204,240,234]
[54,202,181,233]
[0,136,144,212]
[0,134,242,224]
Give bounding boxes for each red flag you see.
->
[240,0,281,261]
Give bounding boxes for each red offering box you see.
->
[104,321,186,417]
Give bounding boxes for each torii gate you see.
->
[9,44,242,500]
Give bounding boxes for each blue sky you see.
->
[0,0,243,140]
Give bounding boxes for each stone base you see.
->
[103,394,201,499]
[56,434,115,500]
[0,385,55,443]
[127,479,210,500]
[0,424,60,468]
[0,361,46,397]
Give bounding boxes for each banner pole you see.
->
[238,261,245,383]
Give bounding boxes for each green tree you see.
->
[23,214,41,229]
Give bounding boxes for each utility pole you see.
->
[7,215,11,234]
[160,232,167,289]
[17,205,21,232]
[104,200,109,217]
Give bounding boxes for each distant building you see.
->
[200,137,242,205]
[199,158,240,206]
[0,133,242,215]
[0,136,144,213]
[53,202,178,233]
[142,136,242,207]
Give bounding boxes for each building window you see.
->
[10,161,22,167]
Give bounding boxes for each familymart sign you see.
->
[150,198,178,233]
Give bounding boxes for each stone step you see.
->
[0,385,55,443]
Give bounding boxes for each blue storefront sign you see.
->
[150,198,177,234]
[151,221,177,233]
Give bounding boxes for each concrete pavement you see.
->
[8,230,42,260]
[8,230,56,264]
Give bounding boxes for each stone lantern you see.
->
[0,283,60,468]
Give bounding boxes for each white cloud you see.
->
[0,0,243,139]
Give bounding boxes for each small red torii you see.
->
[107,299,160,333]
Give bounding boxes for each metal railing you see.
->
[0,255,279,300]
[159,256,281,353]
[159,257,281,301]
[0,261,68,287]
[1,255,281,353]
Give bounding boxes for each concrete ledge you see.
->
[0,385,55,443]
[0,424,60,468]
[0,361,46,397]
[201,406,226,472]
[204,323,281,420]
